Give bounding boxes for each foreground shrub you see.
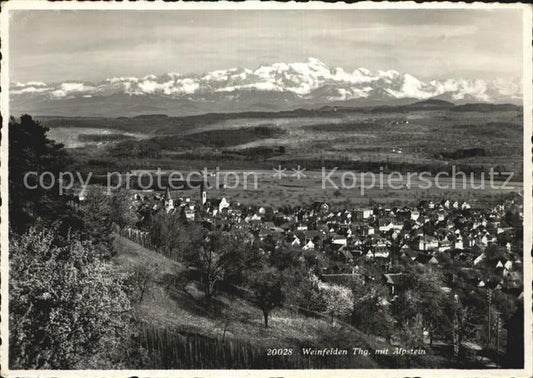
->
[9,228,138,369]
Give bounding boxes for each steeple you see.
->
[164,187,174,213]
[201,172,207,206]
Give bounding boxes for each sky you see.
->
[9,9,524,83]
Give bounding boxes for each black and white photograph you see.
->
[1,2,531,376]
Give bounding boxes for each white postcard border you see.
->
[1,1,531,377]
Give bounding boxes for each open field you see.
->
[40,102,524,178]
[47,127,148,148]
[117,169,522,209]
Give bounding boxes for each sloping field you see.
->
[114,237,385,368]
[112,235,462,368]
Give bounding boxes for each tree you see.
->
[414,267,452,344]
[73,190,115,258]
[268,242,303,272]
[317,280,354,323]
[109,189,138,229]
[399,313,426,347]
[9,228,135,369]
[396,313,427,367]
[9,115,70,233]
[301,248,328,275]
[150,213,205,260]
[130,262,158,303]
[391,265,451,344]
[249,267,285,328]
[223,230,262,286]
[351,280,393,336]
[184,230,243,298]
[290,274,327,313]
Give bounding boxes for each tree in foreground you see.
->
[109,188,138,229]
[393,265,451,344]
[317,279,354,323]
[72,189,115,256]
[289,274,327,314]
[9,114,70,233]
[130,262,158,303]
[249,267,285,328]
[184,230,244,299]
[9,228,137,369]
[351,280,393,336]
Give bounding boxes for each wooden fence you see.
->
[118,226,153,249]
[139,326,381,369]
[117,226,184,260]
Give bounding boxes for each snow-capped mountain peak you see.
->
[10,58,522,117]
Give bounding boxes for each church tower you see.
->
[164,186,174,213]
[200,177,207,206]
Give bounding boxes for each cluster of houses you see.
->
[130,187,523,298]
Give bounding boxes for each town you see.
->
[127,183,522,288]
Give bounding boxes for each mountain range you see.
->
[10,58,522,117]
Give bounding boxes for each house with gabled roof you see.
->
[428,256,439,265]
[461,201,471,210]
[383,273,406,295]
[290,235,301,247]
[331,234,348,246]
[504,260,513,270]
[302,240,315,250]
[378,218,404,232]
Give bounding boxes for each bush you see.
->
[9,228,137,369]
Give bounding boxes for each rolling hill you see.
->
[37,101,523,181]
